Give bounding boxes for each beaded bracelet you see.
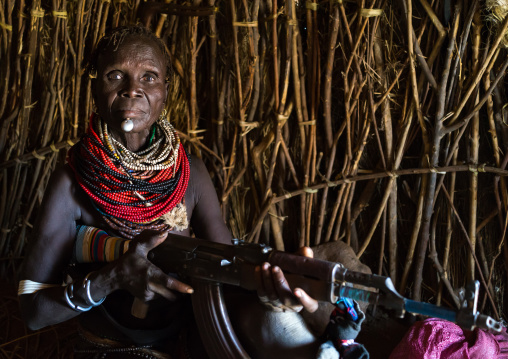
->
[82,272,106,306]
[64,283,92,312]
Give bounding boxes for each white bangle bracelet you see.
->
[83,272,106,306]
[64,283,92,312]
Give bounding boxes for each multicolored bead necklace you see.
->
[68,113,190,238]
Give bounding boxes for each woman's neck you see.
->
[109,128,151,153]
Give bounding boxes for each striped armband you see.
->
[18,280,60,295]
[74,225,131,263]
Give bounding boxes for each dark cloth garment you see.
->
[317,300,370,359]
[339,342,370,359]
[74,297,208,359]
[76,297,186,347]
[74,325,178,359]
[327,299,365,341]
[74,315,209,359]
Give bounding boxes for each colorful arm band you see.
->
[74,225,131,263]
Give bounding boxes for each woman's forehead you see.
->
[97,36,166,70]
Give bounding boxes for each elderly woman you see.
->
[18,25,321,358]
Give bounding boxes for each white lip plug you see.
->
[121,118,134,132]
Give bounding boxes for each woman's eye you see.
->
[143,74,158,82]
[106,72,122,80]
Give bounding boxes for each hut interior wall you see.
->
[1,0,508,322]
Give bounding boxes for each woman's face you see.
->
[93,36,168,135]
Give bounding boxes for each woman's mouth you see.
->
[115,109,145,118]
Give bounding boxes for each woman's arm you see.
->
[187,155,233,244]
[19,166,89,329]
[19,166,193,330]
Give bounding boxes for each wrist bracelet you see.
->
[83,272,106,306]
[64,283,92,312]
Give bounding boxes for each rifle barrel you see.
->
[404,299,456,323]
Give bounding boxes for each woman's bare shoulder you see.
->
[20,164,82,282]
[189,154,210,178]
[47,163,77,190]
[39,163,102,227]
[187,154,219,202]
[42,165,79,207]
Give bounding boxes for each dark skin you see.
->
[19,36,317,351]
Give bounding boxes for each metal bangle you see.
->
[83,272,106,307]
[64,283,92,312]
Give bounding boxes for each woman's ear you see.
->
[90,79,98,112]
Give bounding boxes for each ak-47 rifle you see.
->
[143,233,502,357]
[75,227,503,359]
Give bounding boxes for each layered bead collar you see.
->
[68,113,190,238]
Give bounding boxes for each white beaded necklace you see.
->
[98,115,180,173]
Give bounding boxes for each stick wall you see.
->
[1,0,508,318]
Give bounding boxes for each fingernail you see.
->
[273,266,280,273]
[295,289,301,297]
[186,288,194,294]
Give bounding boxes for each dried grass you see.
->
[486,0,508,47]
[1,0,508,347]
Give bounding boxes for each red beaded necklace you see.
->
[67,113,190,238]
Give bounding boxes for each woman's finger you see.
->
[255,265,269,302]
[294,288,319,313]
[132,230,168,256]
[147,282,179,301]
[144,276,192,302]
[261,262,278,301]
[150,270,193,296]
[295,246,314,258]
[271,266,296,306]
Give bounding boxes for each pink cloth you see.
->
[389,318,508,359]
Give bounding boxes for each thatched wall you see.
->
[1,0,508,324]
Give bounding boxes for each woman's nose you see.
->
[120,77,143,98]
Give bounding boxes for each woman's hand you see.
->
[255,246,319,313]
[114,230,193,302]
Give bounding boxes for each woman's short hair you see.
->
[86,25,172,82]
